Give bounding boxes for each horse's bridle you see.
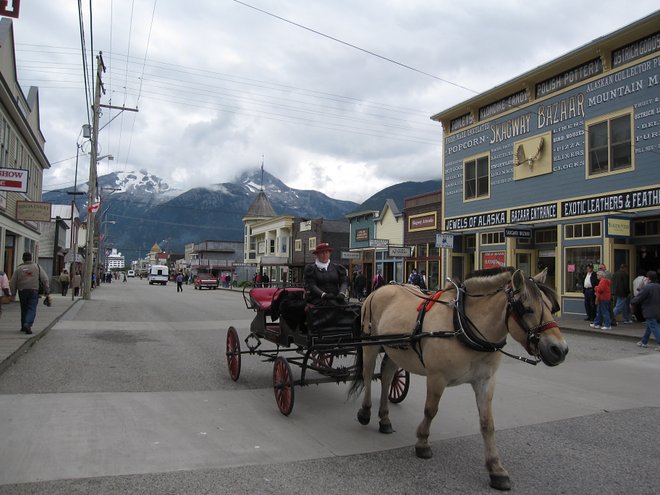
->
[504,279,559,358]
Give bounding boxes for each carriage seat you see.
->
[248,287,281,312]
[249,287,306,317]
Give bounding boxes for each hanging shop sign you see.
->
[16,201,51,222]
[605,216,631,238]
[389,246,412,257]
[504,228,532,238]
[0,168,28,192]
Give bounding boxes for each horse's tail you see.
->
[347,346,364,398]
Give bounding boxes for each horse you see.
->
[348,267,568,491]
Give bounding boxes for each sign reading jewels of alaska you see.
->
[443,41,660,232]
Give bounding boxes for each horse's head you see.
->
[506,268,568,366]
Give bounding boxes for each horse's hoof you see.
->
[415,446,433,459]
[357,409,370,425]
[378,422,393,434]
[489,474,511,491]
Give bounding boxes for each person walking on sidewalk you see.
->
[590,270,612,330]
[582,263,598,321]
[59,269,70,296]
[612,264,632,324]
[9,252,51,335]
[630,270,660,350]
[176,272,184,293]
[0,270,11,317]
[71,271,81,297]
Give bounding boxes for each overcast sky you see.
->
[12,1,659,203]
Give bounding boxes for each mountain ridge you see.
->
[43,169,441,259]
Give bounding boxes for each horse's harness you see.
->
[384,277,558,366]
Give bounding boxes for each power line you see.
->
[232,0,478,94]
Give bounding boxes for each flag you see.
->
[88,203,100,213]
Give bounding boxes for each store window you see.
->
[308,237,316,251]
[587,111,633,176]
[565,222,601,239]
[464,154,490,201]
[535,228,557,244]
[481,231,505,245]
[565,246,601,293]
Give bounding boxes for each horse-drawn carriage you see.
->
[226,268,569,490]
[225,286,410,415]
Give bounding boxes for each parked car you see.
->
[194,273,219,290]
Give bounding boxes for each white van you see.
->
[148,265,169,285]
[127,270,135,278]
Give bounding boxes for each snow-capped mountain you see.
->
[43,168,441,260]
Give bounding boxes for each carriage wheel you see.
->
[273,356,295,416]
[310,351,334,370]
[226,326,241,381]
[388,367,410,403]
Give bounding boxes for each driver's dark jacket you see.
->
[303,262,348,305]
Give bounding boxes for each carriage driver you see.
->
[303,243,349,306]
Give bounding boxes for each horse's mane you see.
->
[462,267,514,293]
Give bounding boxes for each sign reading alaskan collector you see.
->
[0,168,28,192]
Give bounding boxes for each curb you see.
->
[0,298,82,376]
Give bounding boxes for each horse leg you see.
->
[415,373,446,459]
[357,345,379,426]
[377,355,398,433]
[472,377,511,491]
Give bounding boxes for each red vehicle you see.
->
[194,273,219,290]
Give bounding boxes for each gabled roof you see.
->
[380,198,401,218]
[245,191,276,218]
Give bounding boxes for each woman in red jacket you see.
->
[590,270,612,330]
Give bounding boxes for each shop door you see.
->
[516,250,535,277]
[451,254,465,281]
[537,249,556,291]
[614,246,634,281]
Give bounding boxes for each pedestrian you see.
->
[59,269,70,296]
[590,270,612,330]
[123,272,127,282]
[262,272,270,288]
[599,263,617,326]
[582,263,598,321]
[176,272,184,292]
[632,269,648,322]
[354,271,366,300]
[630,270,660,351]
[0,270,11,317]
[9,252,51,335]
[408,268,424,289]
[612,264,632,323]
[420,270,428,290]
[71,271,81,296]
[372,270,385,291]
[91,272,96,289]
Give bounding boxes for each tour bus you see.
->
[148,264,169,285]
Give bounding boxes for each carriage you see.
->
[226,268,569,490]
[225,285,410,415]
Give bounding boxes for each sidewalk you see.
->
[0,292,80,375]
[0,291,651,375]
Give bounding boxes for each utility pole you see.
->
[83,52,104,300]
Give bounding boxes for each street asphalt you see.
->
[0,285,653,376]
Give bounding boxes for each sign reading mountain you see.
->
[43,169,440,257]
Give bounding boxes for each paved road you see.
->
[0,280,658,494]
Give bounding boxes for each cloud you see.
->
[14,0,659,201]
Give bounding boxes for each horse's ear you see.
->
[512,269,526,293]
[533,267,548,284]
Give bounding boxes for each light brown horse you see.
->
[349,267,568,491]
